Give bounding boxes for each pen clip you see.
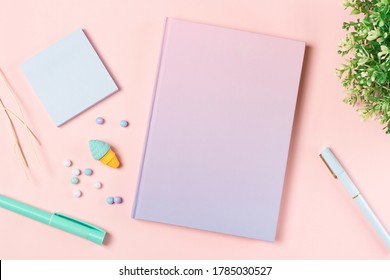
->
[319,154,338,179]
[53,213,105,233]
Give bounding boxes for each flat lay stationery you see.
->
[3,0,390,262]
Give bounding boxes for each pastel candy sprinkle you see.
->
[84,168,93,176]
[96,117,104,125]
[70,177,79,184]
[114,196,123,204]
[93,181,102,189]
[73,189,82,198]
[63,160,72,167]
[120,120,129,127]
[72,168,81,176]
[106,197,114,204]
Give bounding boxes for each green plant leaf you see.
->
[338,0,390,134]
[351,9,361,15]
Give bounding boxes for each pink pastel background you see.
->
[0,0,389,259]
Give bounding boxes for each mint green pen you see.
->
[0,194,106,245]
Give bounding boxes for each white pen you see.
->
[320,147,390,250]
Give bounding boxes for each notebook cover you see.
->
[132,18,305,241]
[21,29,118,126]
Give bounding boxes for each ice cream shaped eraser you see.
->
[89,139,120,168]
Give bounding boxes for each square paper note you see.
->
[21,29,118,126]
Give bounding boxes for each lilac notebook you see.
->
[132,18,305,241]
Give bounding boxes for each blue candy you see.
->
[120,120,129,127]
[106,197,114,204]
[84,168,93,176]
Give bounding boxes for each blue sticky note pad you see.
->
[21,29,118,126]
